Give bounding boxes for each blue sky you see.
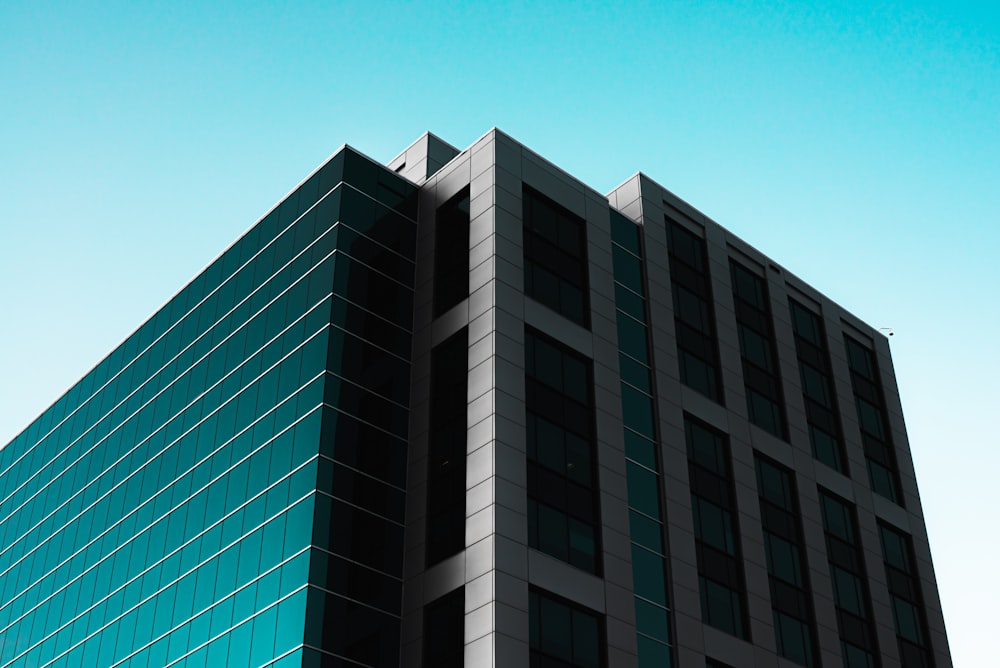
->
[2,1,996,663]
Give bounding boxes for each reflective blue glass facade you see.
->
[0,147,417,668]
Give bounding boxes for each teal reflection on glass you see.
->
[611,216,673,666]
[0,146,417,667]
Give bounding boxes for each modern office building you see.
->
[0,129,950,668]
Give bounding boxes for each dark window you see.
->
[338,182,417,258]
[686,417,748,639]
[819,490,880,667]
[666,219,722,402]
[324,373,409,440]
[700,578,745,640]
[434,188,471,316]
[319,406,408,489]
[878,524,935,667]
[525,328,600,575]
[310,548,402,615]
[321,459,405,521]
[426,329,468,566]
[330,293,412,360]
[730,260,786,440]
[334,222,415,286]
[632,543,668,606]
[755,456,817,666]
[617,313,650,365]
[528,413,593,486]
[523,186,589,326]
[844,335,902,505]
[610,209,641,255]
[612,244,644,294]
[530,589,605,668]
[528,497,598,573]
[332,255,414,329]
[304,587,400,666]
[326,326,411,406]
[313,493,405,575]
[424,588,465,668]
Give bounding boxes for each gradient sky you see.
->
[2,1,997,664]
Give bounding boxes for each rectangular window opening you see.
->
[523,186,590,327]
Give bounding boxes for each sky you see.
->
[1,0,996,664]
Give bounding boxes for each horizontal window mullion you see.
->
[0,317,331,585]
[316,455,406,495]
[0,397,321,621]
[0,379,324,620]
[126,571,312,668]
[8,468,317,665]
[0,234,341,527]
[313,488,406,529]
[1,182,347,486]
[0,300,330,561]
[159,585,311,668]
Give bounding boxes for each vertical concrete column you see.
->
[399,164,442,666]
[401,146,474,666]
[463,130,531,666]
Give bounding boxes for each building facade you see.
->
[0,129,950,667]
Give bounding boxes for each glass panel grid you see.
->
[788,299,846,473]
[0,349,326,629]
[610,219,673,667]
[755,456,817,666]
[878,523,934,666]
[730,260,786,440]
[0,229,345,543]
[666,218,722,404]
[1,179,351,481]
[0,147,419,667]
[819,490,880,665]
[0,319,331,598]
[844,335,903,505]
[687,417,748,640]
[525,328,600,576]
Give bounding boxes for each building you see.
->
[0,129,950,668]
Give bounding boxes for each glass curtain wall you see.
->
[0,148,419,668]
[609,211,673,667]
